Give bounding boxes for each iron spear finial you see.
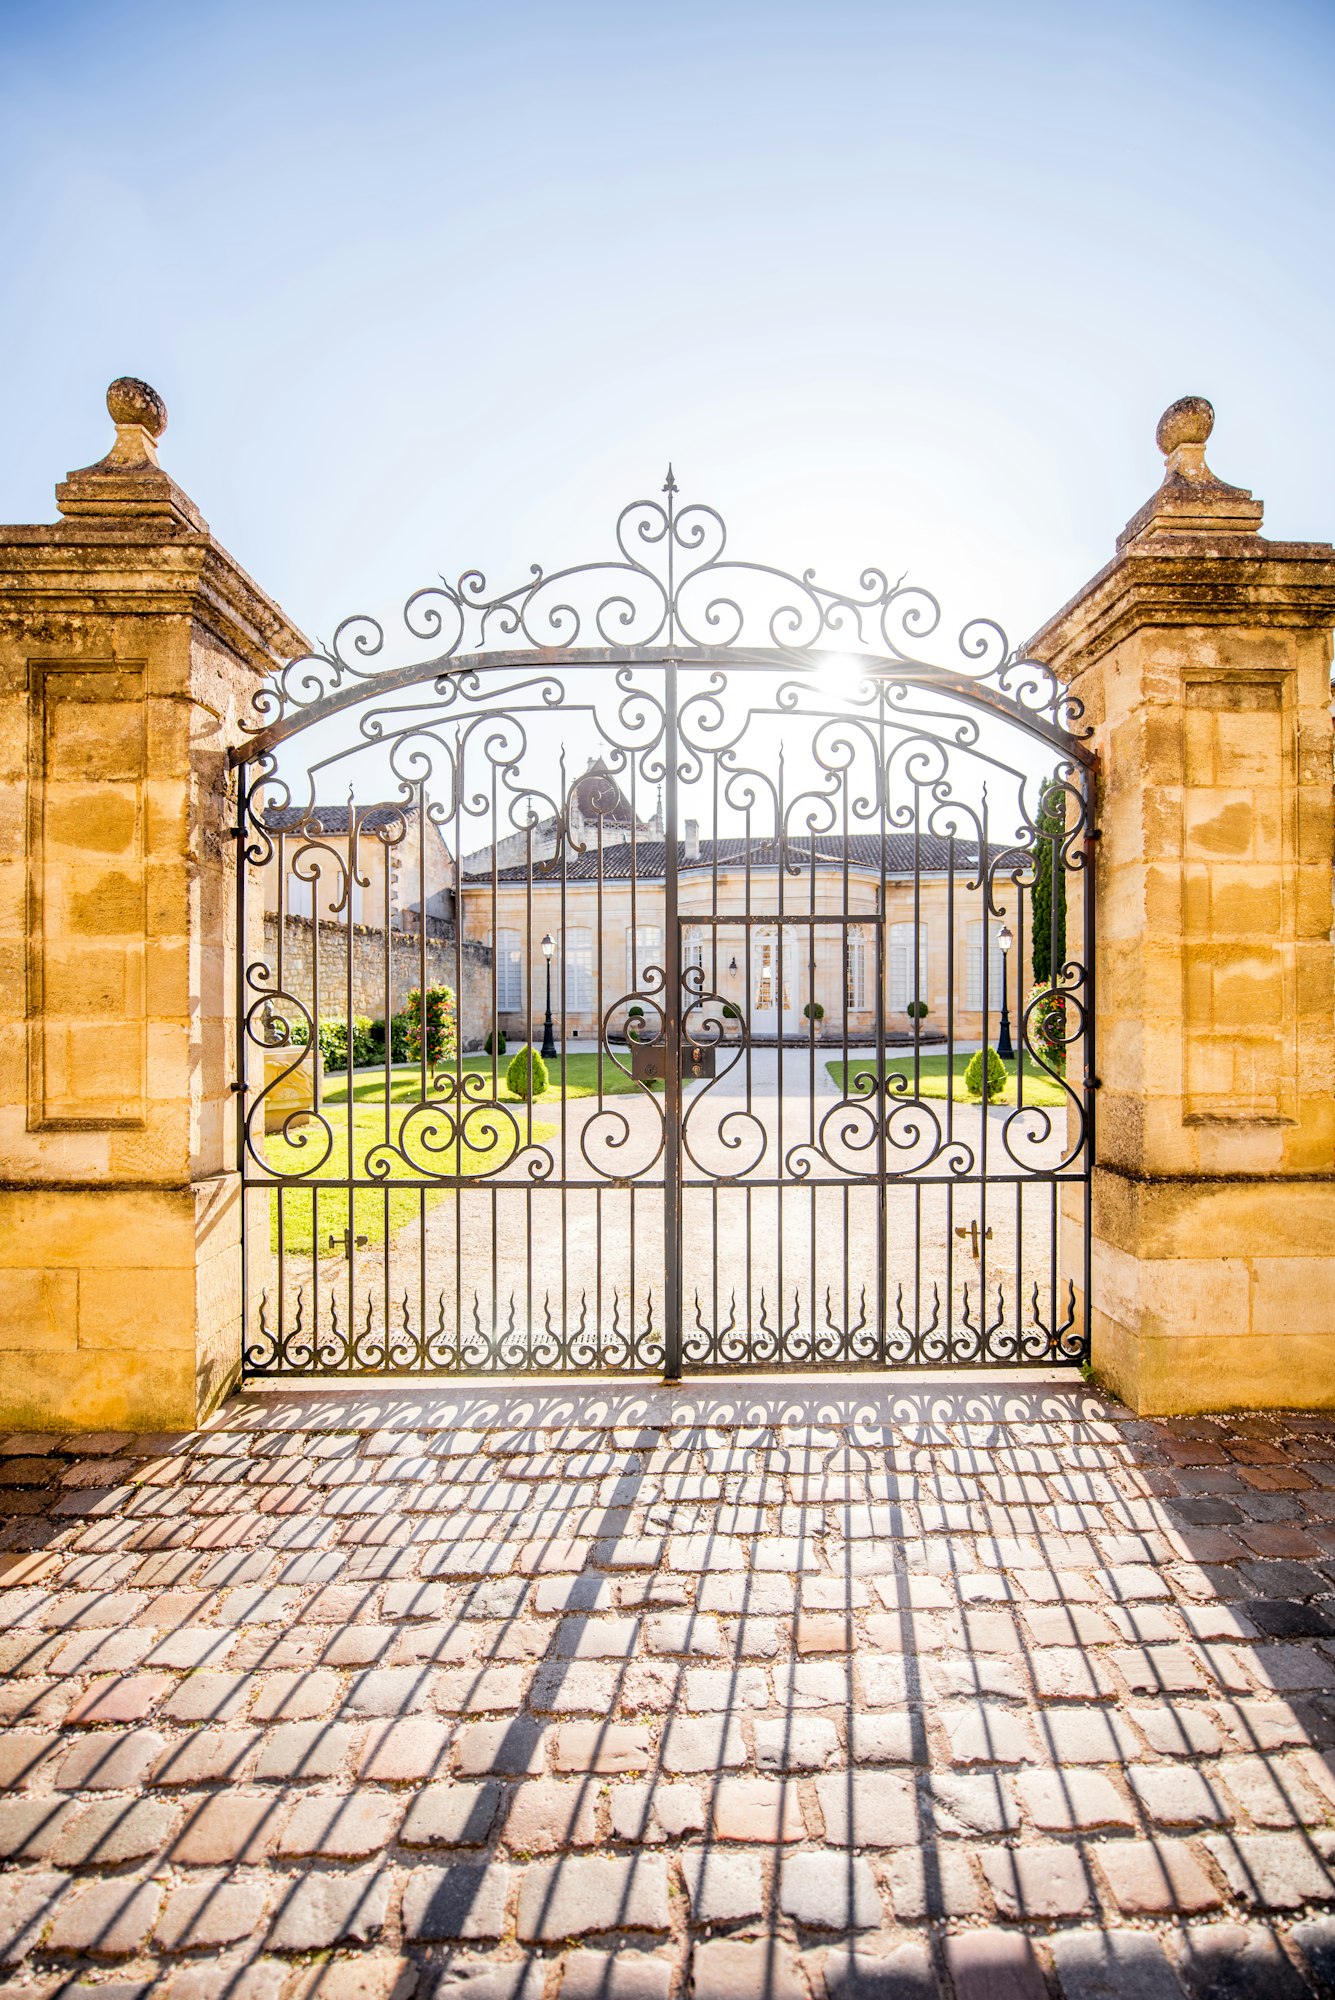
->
[663,464,677,495]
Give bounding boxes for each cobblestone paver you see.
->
[2,1381,1335,1996]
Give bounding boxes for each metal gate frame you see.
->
[234,474,1096,1379]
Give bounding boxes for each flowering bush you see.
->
[1028,985,1067,1073]
[402,985,457,1066]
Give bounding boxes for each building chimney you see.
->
[684,818,700,862]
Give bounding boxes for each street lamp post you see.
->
[540,933,557,1061]
[996,923,1014,1062]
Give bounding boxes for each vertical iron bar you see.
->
[346,807,357,1356]
[1083,767,1097,1363]
[235,764,249,1367]
[419,778,430,1369]
[876,699,887,1365]
[978,795,991,1359]
[559,749,570,1364]
[663,651,682,1380]
[383,824,392,1356]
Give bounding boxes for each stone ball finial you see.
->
[106,376,167,439]
[1156,395,1213,459]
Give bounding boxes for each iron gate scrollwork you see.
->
[235,473,1096,1378]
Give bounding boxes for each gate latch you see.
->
[329,1229,369,1259]
[630,1041,717,1083]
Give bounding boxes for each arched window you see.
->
[626,925,663,995]
[966,920,1006,1013]
[888,923,928,1012]
[562,927,593,1012]
[488,929,523,1011]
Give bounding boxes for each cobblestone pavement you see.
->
[3,1380,1335,1998]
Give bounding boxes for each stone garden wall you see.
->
[262,913,494,1050]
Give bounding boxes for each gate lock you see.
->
[631,1041,716,1083]
[954,1221,994,1261]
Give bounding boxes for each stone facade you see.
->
[1030,397,1335,1412]
[261,911,493,1047]
[0,380,305,1431]
[460,858,1005,1046]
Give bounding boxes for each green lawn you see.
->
[264,1102,557,1256]
[324,1050,660,1107]
[825,1053,1068,1109]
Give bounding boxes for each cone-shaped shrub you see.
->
[506,1045,548,1100]
[964,1046,1008,1103]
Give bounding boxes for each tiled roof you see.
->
[262,804,419,836]
[462,833,1001,884]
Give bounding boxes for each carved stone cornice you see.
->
[0,528,308,677]
[1027,536,1335,678]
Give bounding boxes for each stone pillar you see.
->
[0,379,305,1429]
[1030,399,1335,1412]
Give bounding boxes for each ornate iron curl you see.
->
[237,476,1094,752]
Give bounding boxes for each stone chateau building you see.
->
[260,761,1017,1046]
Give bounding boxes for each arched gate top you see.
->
[236,473,1093,766]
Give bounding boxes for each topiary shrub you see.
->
[506,1045,548,1100]
[803,1001,825,1022]
[964,1046,1008,1103]
[906,999,929,1021]
[484,1028,508,1058]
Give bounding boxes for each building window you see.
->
[845,928,867,1011]
[489,929,523,1011]
[562,927,593,1012]
[888,923,928,1013]
[683,930,706,987]
[754,933,792,1015]
[626,925,663,996]
[966,920,1006,1013]
[286,871,313,921]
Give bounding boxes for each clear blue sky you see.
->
[2,0,1332,660]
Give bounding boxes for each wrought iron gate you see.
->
[236,476,1095,1377]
